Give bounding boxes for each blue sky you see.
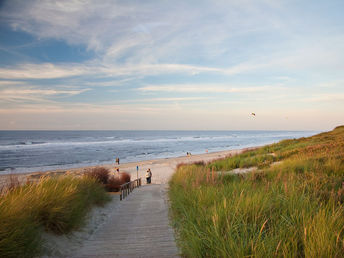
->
[0,0,343,130]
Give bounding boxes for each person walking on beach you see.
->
[116,157,120,165]
[146,168,152,184]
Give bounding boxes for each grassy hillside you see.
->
[169,126,344,257]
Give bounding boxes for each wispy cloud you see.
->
[0,63,92,79]
[0,62,229,80]
[115,97,209,103]
[0,87,89,102]
[0,80,27,86]
[139,84,280,93]
[304,93,344,102]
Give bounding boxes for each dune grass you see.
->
[0,175,110,258]
[169,126,344,257]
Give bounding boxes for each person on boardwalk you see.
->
[146,168,152,184]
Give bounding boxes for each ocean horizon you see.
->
[0,130,319,174]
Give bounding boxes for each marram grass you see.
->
[169,126,344,257]
[0,175,110,258]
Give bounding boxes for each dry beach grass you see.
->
[0,175,110,257]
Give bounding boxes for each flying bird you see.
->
[251,113,256,116]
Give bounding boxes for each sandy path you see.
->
[20,148,251,257]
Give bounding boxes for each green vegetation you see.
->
[0,175,110,258]
[169,126,344,257]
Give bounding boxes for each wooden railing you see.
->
[120,178,142,201]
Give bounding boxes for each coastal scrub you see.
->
[169,126,344,257]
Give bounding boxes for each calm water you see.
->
[0,130,318,174]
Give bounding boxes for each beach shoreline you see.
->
[0,147,257,188]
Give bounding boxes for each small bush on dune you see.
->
[105,172,131,192]
[106,177,121,192]
[86,167,110,184]
[117,172,131,184]
[193,161,205,166]
[85,167,131,192]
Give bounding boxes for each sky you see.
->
[0,0,343,130]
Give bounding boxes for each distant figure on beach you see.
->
[116,157,120,165]
[146,168,152,184]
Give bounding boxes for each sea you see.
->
[0,130,319,174]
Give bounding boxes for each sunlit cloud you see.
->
[304,93,344,102]
[0,62,224,80]
[139,84,280,93]
[0,63,92,79]
[0,80,27,86]
[0,87,89,102]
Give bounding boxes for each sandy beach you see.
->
[0,148,254,188]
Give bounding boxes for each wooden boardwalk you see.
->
[71,184,179,257]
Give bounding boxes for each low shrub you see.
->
[117,172,131,184]
[85,167,131,192]
[193,161,206,166]
[106,177,121,192]
[105,172,131,192]
[86,167,110,184]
